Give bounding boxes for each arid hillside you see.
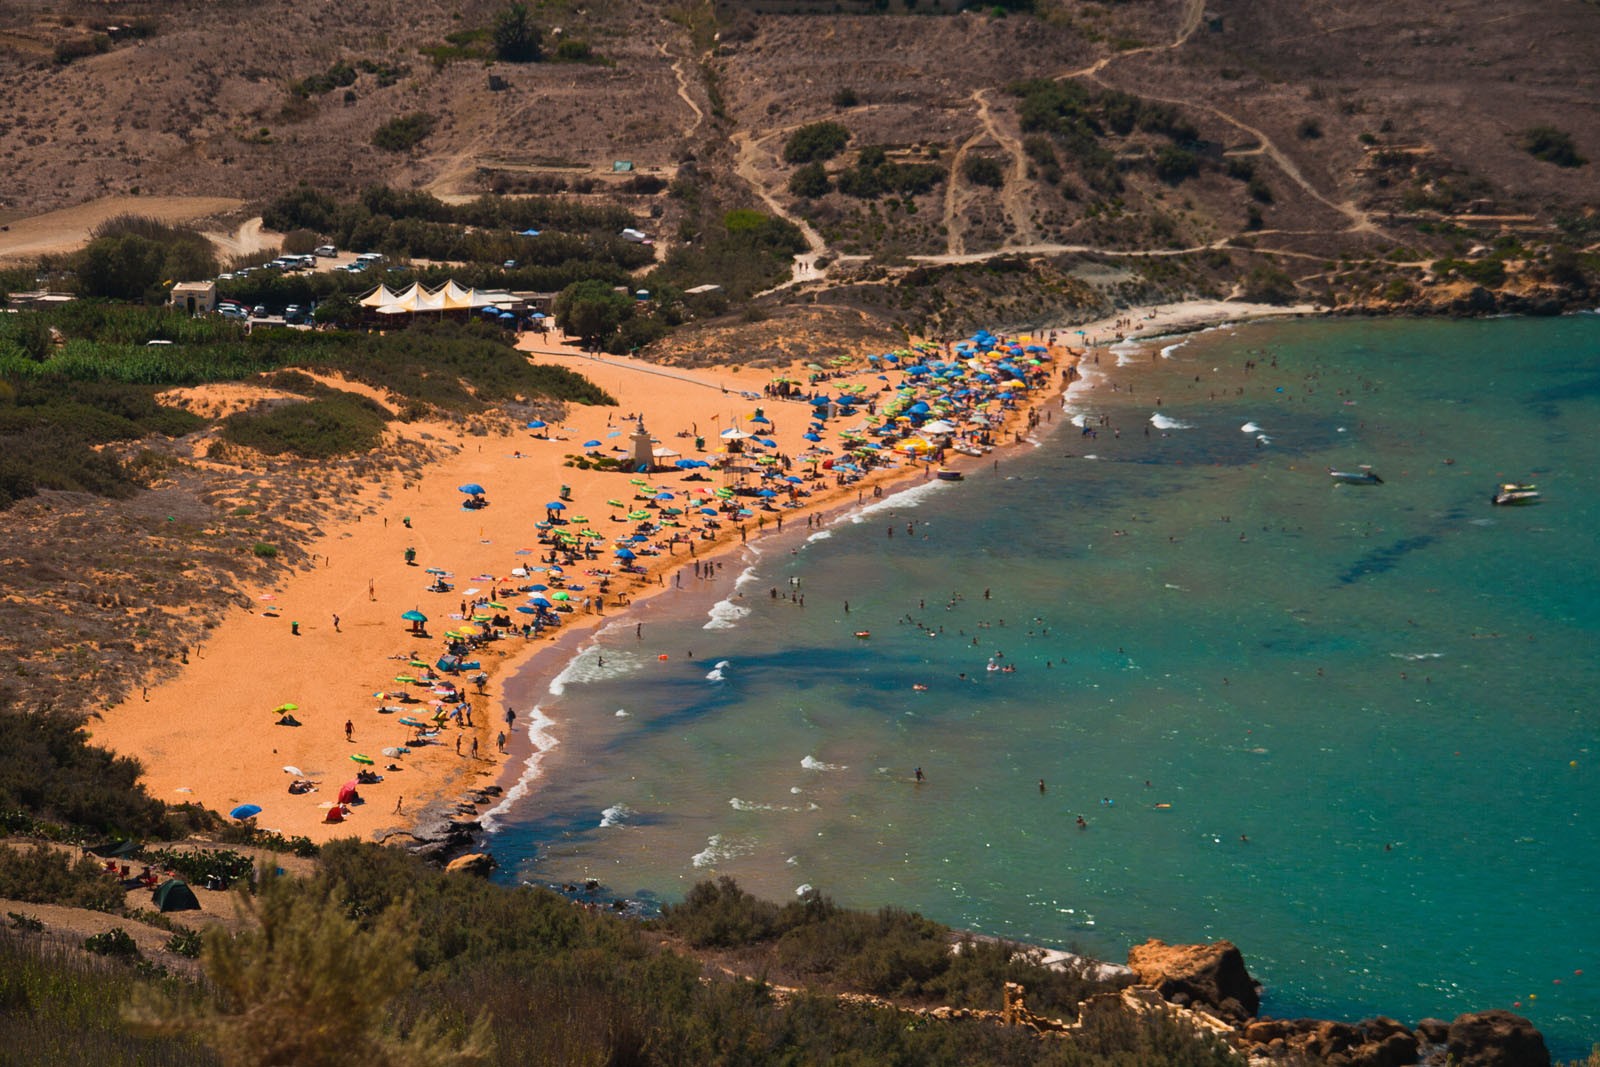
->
[1,0,1596,326]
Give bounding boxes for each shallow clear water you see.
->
[489,315,1600,1057]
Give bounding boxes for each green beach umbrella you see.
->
[350,754,375,766]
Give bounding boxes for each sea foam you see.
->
[1149,413,1194,430]
[479,702,560,832]
[801,755,845,771]
[599,803,635,828]
[691,833,753,869]
[704,598,751,630]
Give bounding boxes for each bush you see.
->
[831,87,858,108]
[143,848,254,889]
[962,155,1005,188]
[492,2,542,62]
[788,162,830,199]
[1154,145,1200,184]
[371,112,436,152]
[553,39,595,63]
[783,122,851,165]
[661,876,781,948]
[219,393,388,459]
[1521,124,1586,168]
[1297,117,1323,139]
[0,845,128,913]
[166,926,202,958]
[84,927,140,959]
[0,707,168,838]
[1243,265,1299,304]
[251,543,278,559]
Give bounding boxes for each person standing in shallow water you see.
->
[914,767,925,783]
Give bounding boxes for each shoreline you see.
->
[89,299,1315,848]
[469,300,1319,851]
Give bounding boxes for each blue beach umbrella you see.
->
[529,596,553,608]
[615,547,637,560]
[516,606,538,615]
[527,419,547,429]
[230,804,262,820]
[584,440,602,448]
[458,483,485,495]
[545,501,565,511]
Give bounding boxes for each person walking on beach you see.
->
[497,731,506,753]
[344,719,353,742]
[332,613,340,633]
[470,737,480,760]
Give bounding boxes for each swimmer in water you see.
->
[914,767,925,783]
[1076,816,1088,829]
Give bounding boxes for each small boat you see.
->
[935,467,963,481]
[951,442,987,457]
[1329,466,1383,485]
[1491,483,1540,506]
[854,630,871,639]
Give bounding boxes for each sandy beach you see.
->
[89,300,1309,846]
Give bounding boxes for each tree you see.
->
[77,234,169,300]
[783,121,851,165]
[788,162,830,199]
[962,155,1005,188]
[554,279,632,347]
[492,3,542,63]
[127,879,492,1066]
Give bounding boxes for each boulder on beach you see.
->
[1126,938,1260,1021]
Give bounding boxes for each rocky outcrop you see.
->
[1126,939,1260,1021]
[1442,1010,1549,1067]
[443,852,496,877]
[1240,1016,1417,1066]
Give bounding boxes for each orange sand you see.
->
[91,303,1304,845]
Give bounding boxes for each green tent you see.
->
[153,878,200,913]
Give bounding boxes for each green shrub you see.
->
[165,926,202,958]
[553,39,597,63]
[0,845,127,912]
[962,155,1005,188]
[1521,124,1586,167]
[251,543,278,558]
[0,707,168,838]
[832,87,858,108]
[661,876,781,948]
[371,112,436,152]
[220,393,387,459]
[783,122,851,165]
[789,162,830,199]
[492,2,542,62]
[84,927,140,959]
[1154,145,1200,184]
[143,848,254,889]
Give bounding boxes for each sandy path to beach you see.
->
[90,302,1303,846]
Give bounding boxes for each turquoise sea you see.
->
[489,315,1600,1058]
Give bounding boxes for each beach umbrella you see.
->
[584,440,602,448]
[655,491,675,500]
[516,606,538,615]
[545,500,565,511]
[607,430,622,438]
[401,610,428,623]
[487,601,509,610]
[699,507,718,516]
[350,754,375,766]
[230,804,262,820]
[628,510,651,520]
[552,591,571,601]
[528,583,548,591]
[398,716,426,728]
[803,432,822,442]
[615,547,637,560]
[527,419,547,429]
[458,483,485,495]
[529,596,552,608]
[273,702,298,713]
[424,567,447,575]
[714,487,734,499]
[606,499,625,508]
[661,507,683,516]
[381,747,408,758]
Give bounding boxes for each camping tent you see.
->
[153,878,200,913]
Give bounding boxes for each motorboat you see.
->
[1329,466,1383,485]
[935,467,963,481]
[1491,483,1540,506]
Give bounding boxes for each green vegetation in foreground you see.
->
[0,309,613,509]
[0,838,1242,1066]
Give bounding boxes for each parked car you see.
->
[355,252,385,265]
[251,306,267,318]
[313,245,338,258]
[218,305,248,321]
[503,259,518,269]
